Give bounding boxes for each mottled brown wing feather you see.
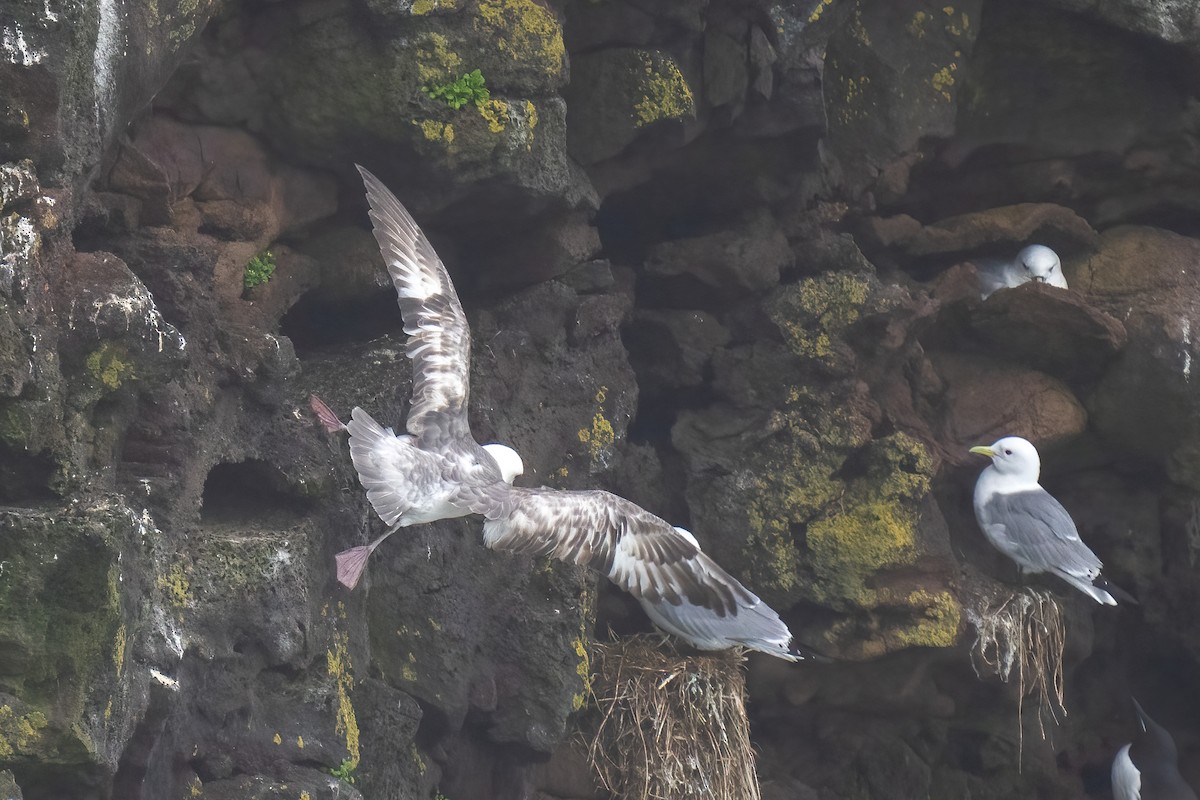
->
[358,165,473,447]
[478,487,754,616]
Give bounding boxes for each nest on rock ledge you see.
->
[968,587,1067,752]
[585,636,759,800]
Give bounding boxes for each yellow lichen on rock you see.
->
[157,562,191,609]
[0,706,48,758]
[414,32,462,86]
[808,0,834,23]
[416,119,456,147]
[890,590,962,648]
[804,433,934,609]
[478,98,509,133]
[632,51,695,127]
[113,623,127,677]
[475,0,566,79]
[768,271,871,362]
[411,0,456,14]
[571,585,594,711]
[524,100,538,149]
[931,62,958,101]
[326,624,360,771]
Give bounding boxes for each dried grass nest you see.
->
[968,587,1067,746]
[584,636,760,800]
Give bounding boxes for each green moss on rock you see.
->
[0,506,127,766]
[85,342,135,391]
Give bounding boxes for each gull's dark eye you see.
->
[1004,449,1013,455]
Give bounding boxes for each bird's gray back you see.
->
[977,489,1102,575]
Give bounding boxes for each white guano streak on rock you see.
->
[1183,318,1192,382]
[2,23,47,65]
[93,0,123,130]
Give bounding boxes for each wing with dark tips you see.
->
[358,165,472,448]
[477,488,752,614]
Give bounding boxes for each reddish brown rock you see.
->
[929,352,1087,463]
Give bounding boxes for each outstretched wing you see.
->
[979,489,1103,579]
[476,487,756,616]
[358,165,472,448]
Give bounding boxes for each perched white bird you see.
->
[1112,698,1197,800]
[311,165,805,661]
[969,436,1122,605]
[975,244,1067,300]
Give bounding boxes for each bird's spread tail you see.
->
[310,394,347,433]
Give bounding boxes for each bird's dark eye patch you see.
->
[1004,449,1013,455]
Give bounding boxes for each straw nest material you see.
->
[585,636,760,800]
[968,587,1067,745]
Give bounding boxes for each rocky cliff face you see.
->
[2,0,1199,797]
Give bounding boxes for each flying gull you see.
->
[975,244,1067,300]
[1111,697,1197,800]
[310,165,804,661]
[970,436,1121,605]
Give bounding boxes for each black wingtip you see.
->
[789,642,835,664]
[1098,576,1139,605]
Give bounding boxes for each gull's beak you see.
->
[969,445,995,458]
[1032,276,1046,283]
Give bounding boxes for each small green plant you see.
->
[329,758,358,784]
[243,250,276,290]
[423,69,490,110]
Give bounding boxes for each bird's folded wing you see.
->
[358,165,473,447]
[476,487,756,617]
[984,490,1103,576]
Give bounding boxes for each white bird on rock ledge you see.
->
[970,436,1127,605]
[310,165,806,661]
[975,244,1067,300]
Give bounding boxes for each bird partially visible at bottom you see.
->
[1112,697,1197,800]
[309,165,805,661]
[970,436,1126,605]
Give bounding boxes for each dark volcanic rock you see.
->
[6,0,1200,797]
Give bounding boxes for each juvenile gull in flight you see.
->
[970,436,1121,605]
[1111,698,1198,800]
[976,244,1066,300]
[311,166,804,661]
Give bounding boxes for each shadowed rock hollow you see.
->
[2,0,1199,797]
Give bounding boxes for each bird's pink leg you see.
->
[335,523,401,590]
[310,394,347,433]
